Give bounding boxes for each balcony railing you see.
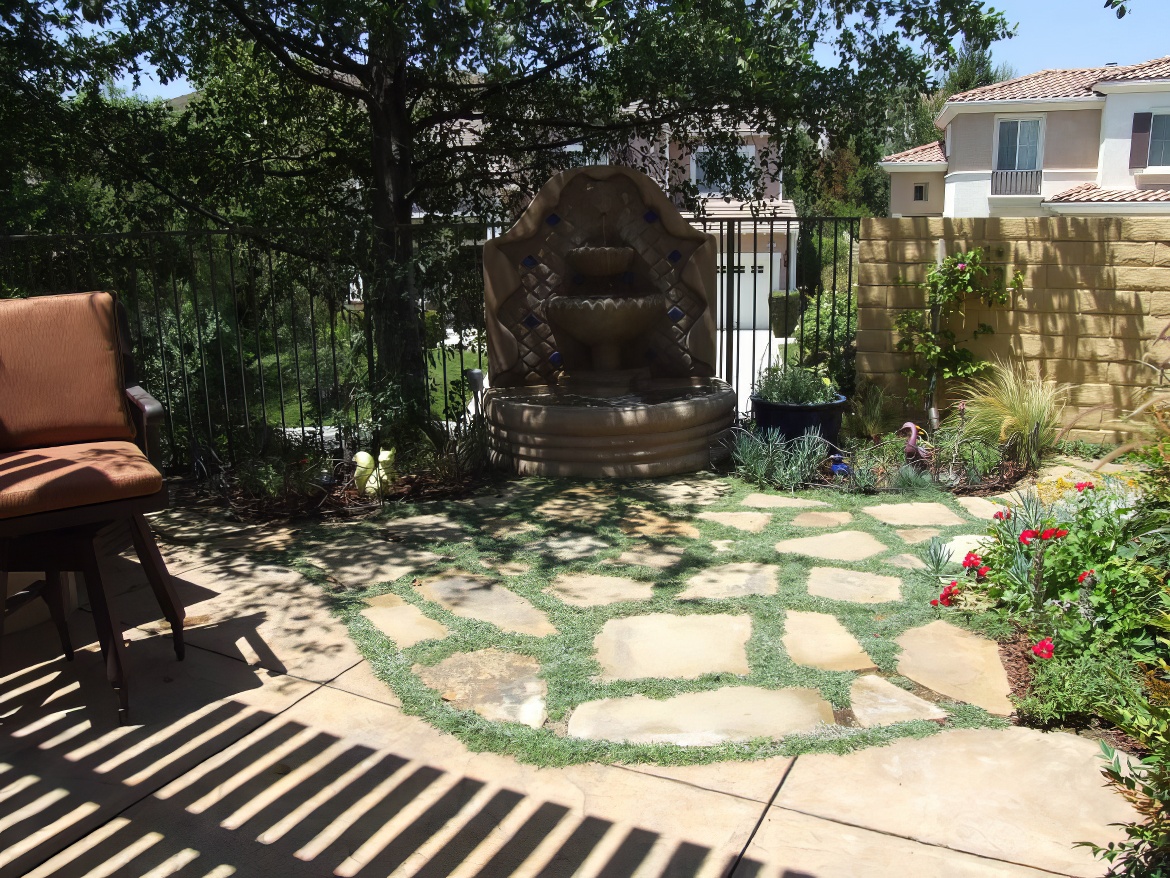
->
[991,169,1042,196]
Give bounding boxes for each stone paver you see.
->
[677,563,779,600]
[414,648,547,728]
[359,593,449,648]
[697,511,772,533]
[862,502,965,527]
[791,510,853,528]
[775,530,888,562]
[711,539,735,553]
[806,567,902,604]
[897,620,1012,715]
[886,553,927,570]
[644,476,729,505]
[546,573,653,606]
[946,533,993,560]
[783,611,875,672]
[895,527,941,544]
[487,560,531,576]
[774,727,1136,877]
[478,518,539,541]
[849,675,947,726]
[381,513,469,542]
[594,613,751,680]
[537,532,610,561]
[535,488,612,524]
[418,574,556,637]
[956,495,1003,519]
[568,687,834,745]
[303,538,440,588]
[619,508,700,538]
[604,544,686,569]
[742,493,830,509]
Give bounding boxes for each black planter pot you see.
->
[750,394,848,447]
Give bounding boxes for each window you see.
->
[1150,114,1170,167]
[996,119,1041,171]
[692,144,756,196]
[913,182,928,202]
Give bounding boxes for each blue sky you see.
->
[126,0,1169,100]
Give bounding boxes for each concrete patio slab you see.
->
[303,538,441,589]
[594,613,752,681]
[122,560,364,684]
[772,727,1136,877]
[620,756,795,804]
[324,660,403,707]
[568,687,834,745]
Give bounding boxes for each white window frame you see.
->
[692,144,756,196]
[1147,109,1170,171]
[912,182,929,202]
[992,114,1045,172]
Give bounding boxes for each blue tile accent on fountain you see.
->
[522,255,538,268]
[643,210,659,223]
[523,312,541,329]
[549,351,563,367]
[546,213,561,226]
[668,249,682,263]
[668,306,685,322]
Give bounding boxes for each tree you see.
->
[7,0,1015,437]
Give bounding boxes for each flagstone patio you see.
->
[1,473,1138,876]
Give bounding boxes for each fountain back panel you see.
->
[482,166,736,477]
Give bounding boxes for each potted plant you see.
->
[750,364,848,446]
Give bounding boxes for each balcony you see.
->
[991,169,1042,196]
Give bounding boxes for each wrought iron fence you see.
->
[0,217,858,474]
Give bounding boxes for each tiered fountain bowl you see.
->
[480,165,736,478]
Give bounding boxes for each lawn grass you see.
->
[291,473,1010,767]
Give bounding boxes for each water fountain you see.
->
[481,165,736,478]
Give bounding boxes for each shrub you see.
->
[845,379,890,443]
[732,428,827,491]
[754,364,839,405]
[1014,649,1143,725]
[959,360,1066,470]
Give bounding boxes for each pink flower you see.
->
[962,551,982,569]
[1020,529,1039,545]
[957,263,967,270]
[1078,570,1095,584]
[1031,638,1055,660]
[1075,482,1094,492]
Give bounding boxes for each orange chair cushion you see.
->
[0,292,136,451]
[0,441,162,519]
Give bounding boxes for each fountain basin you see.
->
[566,245,635,277]
[484,378,736,478]
[545,294,665,372]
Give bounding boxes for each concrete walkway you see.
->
[0,488,1135,877]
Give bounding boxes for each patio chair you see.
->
[0,291,185,722]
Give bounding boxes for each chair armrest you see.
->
[126,385,165,470]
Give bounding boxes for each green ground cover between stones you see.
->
[290,474,1010,767]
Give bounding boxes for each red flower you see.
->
[935,581,961,607]
[962,551,982,569]
[1040,528,1069,541]
[1075,482,1094,492]
[1031,638,1055,660]
[977,565,990,578]
[1055,528,1068,538]
[993,509,1012,521]
[1078,569,1095,584]
[1020,529,1039,545]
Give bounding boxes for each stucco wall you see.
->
[889,172,946,217]
[947,114,995,172]
[856,216,1170,443]
[1044,109,1103,169]
[1100,91,1170,189]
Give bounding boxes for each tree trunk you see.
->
[365,63,428,450]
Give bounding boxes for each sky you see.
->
[125,0,1170,101]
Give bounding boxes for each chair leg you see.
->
[43,570,74,661]
[128,514,185,661]
[79,539,129,723]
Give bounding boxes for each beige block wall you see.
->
[889,171,946,217]
[857,216,1170,444]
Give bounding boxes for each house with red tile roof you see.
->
[880,56,1170,217]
